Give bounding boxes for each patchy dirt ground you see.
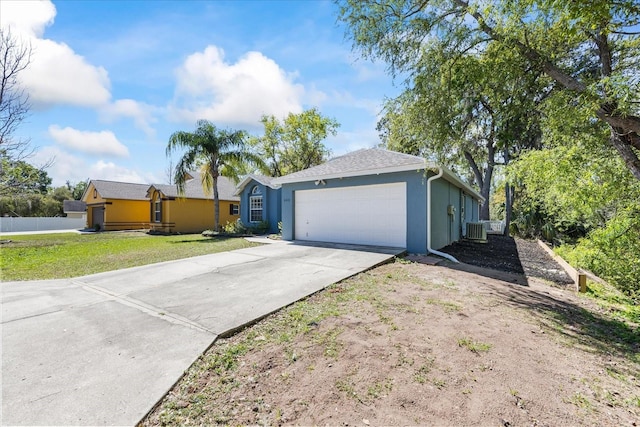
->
[142,241,639,426]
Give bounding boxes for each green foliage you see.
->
[0,192,62,217]
[67,180,88,200]
[509,131,640,296]
[337,0,640,179]
[220,219,249,235]
[0,158,52,196]
[250,108,339,177]
[557,210,640,299]
[378,40,547,219]
[216,220,269,235]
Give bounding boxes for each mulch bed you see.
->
[441,234,573,286]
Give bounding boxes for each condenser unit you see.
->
[466,222,487,242]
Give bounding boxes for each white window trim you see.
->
[249,195,263,222]
[154,199,161,223]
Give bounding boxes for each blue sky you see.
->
[2,0,401,187]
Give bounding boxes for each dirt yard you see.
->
[142,238,639,426]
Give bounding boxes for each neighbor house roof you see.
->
[63,200,86,213]
[88,180,151,201]
[148,175,240,201]
[274,148,484,202]
[234,174,281,196]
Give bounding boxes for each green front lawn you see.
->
[0,232,259,281]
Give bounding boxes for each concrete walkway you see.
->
[1,241,401,426]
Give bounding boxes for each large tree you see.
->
[167,120,263,231]
[251,108,340,177]
[0,28,32,160]
[0,158,51,196]
[379,41,546,220]
[337,0,640,180]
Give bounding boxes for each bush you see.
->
[221,219,249,235]
[249,220,270,235]
[557,208,640,300]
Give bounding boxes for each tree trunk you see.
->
[463,149,493,221]
[213,176,220,232]
[504,183,514,237]
[503,147,512,236]
[609,127,640,181]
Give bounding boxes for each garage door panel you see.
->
[294,183,406,248]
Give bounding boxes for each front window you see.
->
[249,186,263,222]
[154,199,161,222]
[231,203,239,215]
[250,196,262,222]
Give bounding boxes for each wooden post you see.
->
[537,240,587,293]
[577,273,587,293]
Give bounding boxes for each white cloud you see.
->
[30,145,88,186]
[48,125,129,158]
[25,39,111,107]
[169,45,305,127]
[2,0,111,108]
[31,146,159,187]
[90,160,147,184]
[0,0,56,38]
[100,99,158,137]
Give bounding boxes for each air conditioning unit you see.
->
[466,222,487,242]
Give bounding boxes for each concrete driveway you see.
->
[1,241,401,426]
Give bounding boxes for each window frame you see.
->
[154,199,162,223]
[249,186,263,223]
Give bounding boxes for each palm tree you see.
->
[167,120,263,231]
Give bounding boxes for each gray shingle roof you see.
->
[63,200,86,213]
[233,173,281,196]
[275,148,426,183]
[152,175,240,201]
[274,148,484,202]
[91,180,151,200]
[246,174,279,188]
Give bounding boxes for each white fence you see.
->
[482,220,506,234]
[0,217,86,233]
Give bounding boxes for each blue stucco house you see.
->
[234,174,282,234]
[236,149,483,255]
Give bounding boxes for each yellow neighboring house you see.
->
[82,180,151,231]
[146,175,240,233]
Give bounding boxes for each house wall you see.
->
[103,200,149,231]
[239,181,281,234]
[280,170,430,253]
[430,179,467,250]
[280,170,482,253]
[150,193,240,233]
[82,183,148,231]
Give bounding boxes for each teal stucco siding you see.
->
[280,169,481,253]
[239,180,281,234]
[281,170,430,253]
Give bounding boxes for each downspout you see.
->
[427,167,460,263]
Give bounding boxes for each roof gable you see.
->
[63,200,86,213]
[89,180,151,201]
[150,175,240,201]
[274,148,484,202]
[274,148,426,184]
[234,174,281,196]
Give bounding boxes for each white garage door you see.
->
[294,182,407,248]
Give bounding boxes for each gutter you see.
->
[427,167,460,263]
